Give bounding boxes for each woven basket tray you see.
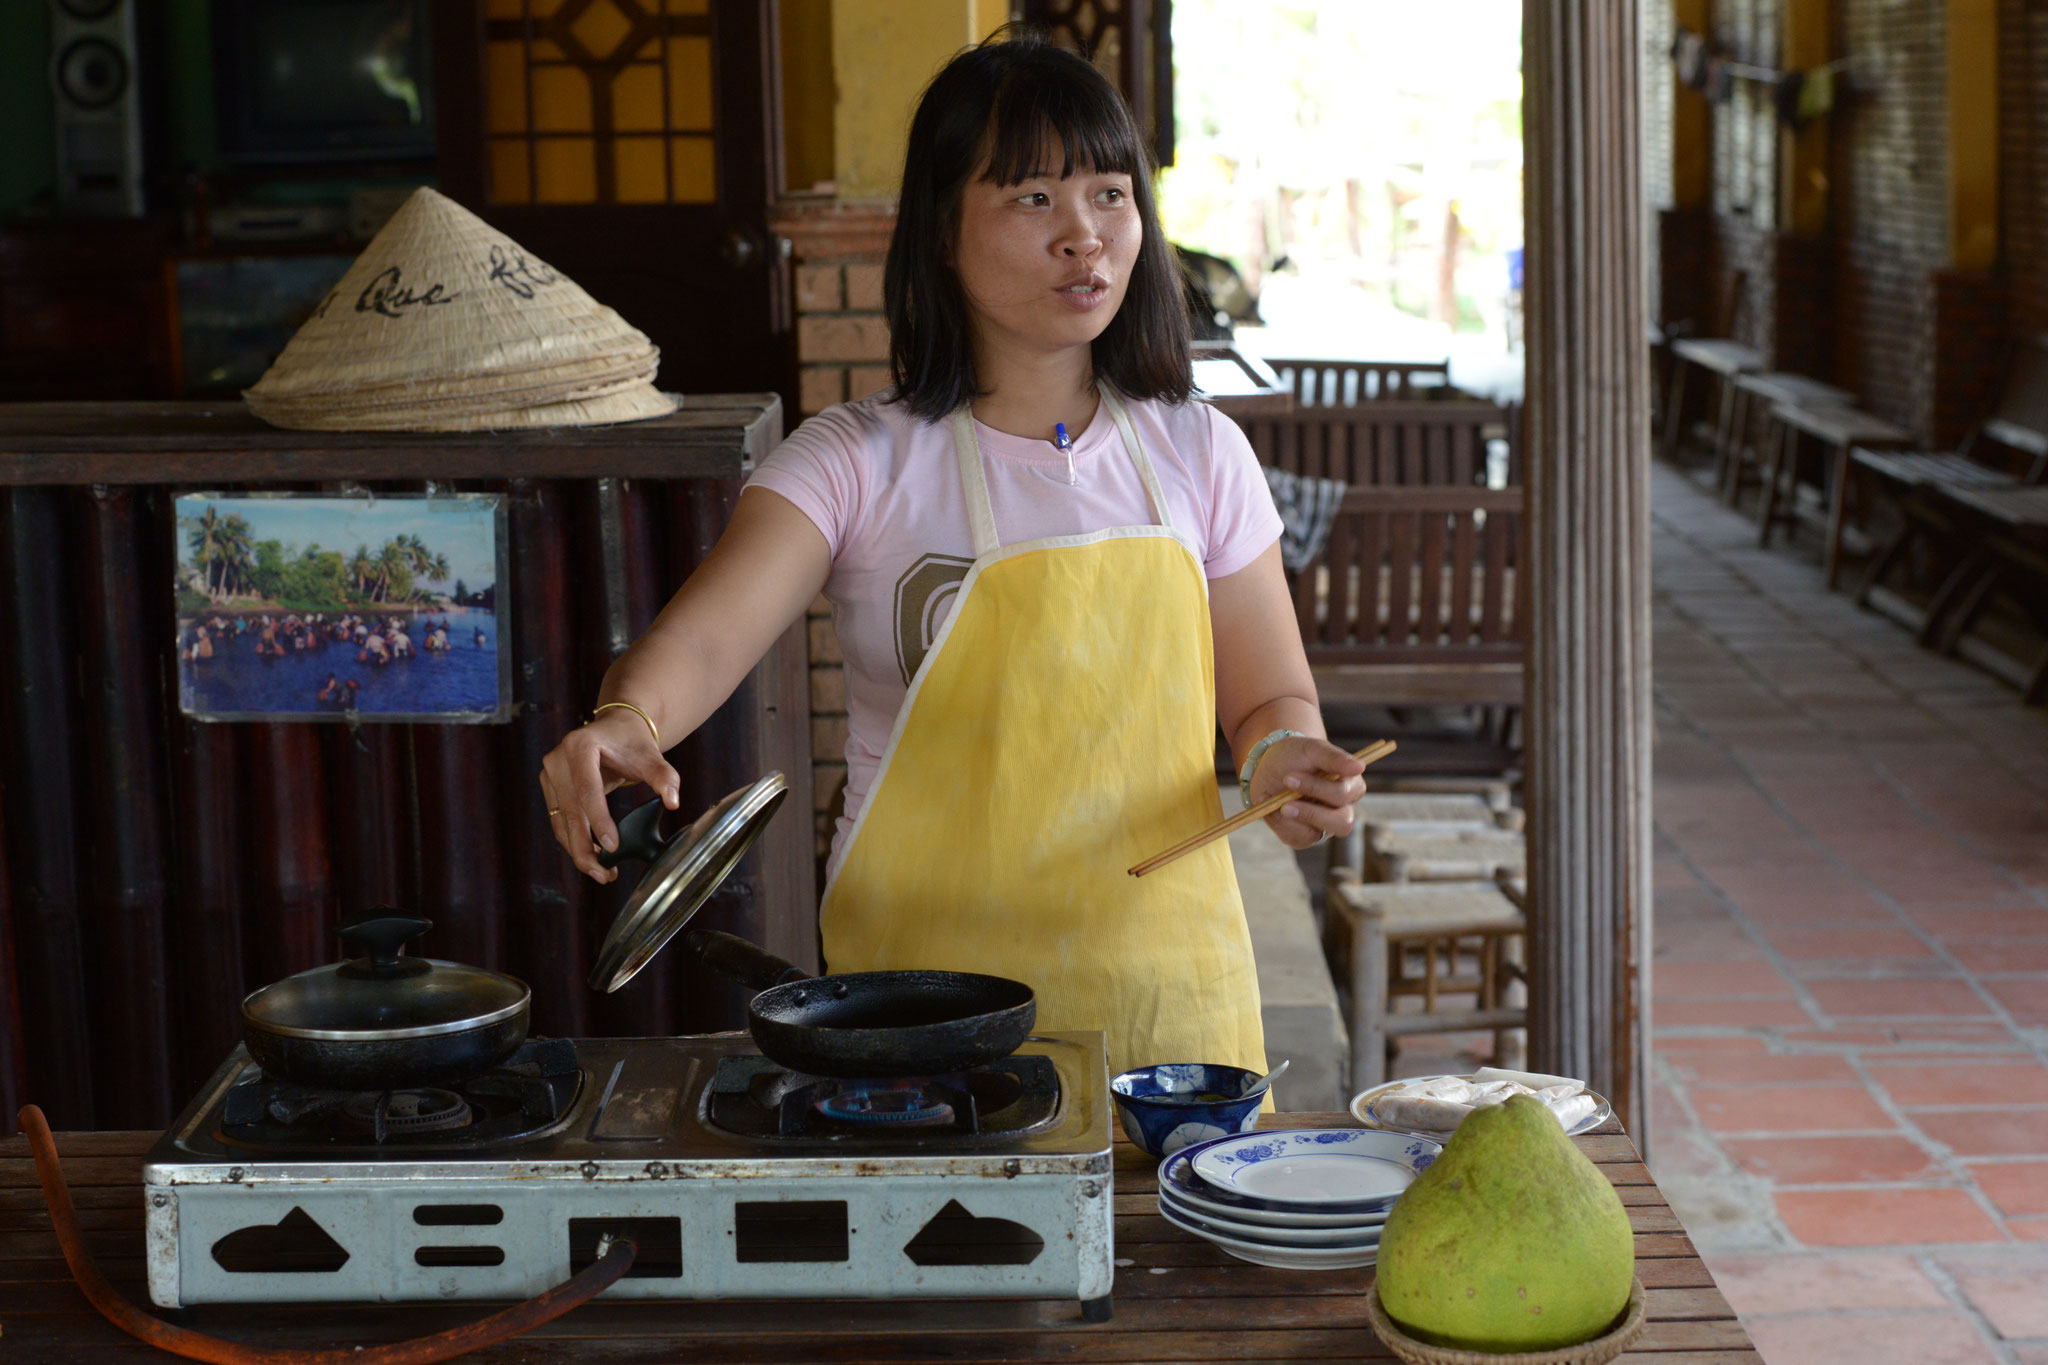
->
[1365,1278,1646,1365]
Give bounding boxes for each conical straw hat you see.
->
[264,384,678,432]
[245,187,663,406]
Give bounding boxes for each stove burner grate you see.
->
[817,1083,957,1127]
[341,1089,474,1141]
[213,1038,583,1154]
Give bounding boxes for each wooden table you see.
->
[0,1114,1755,1362]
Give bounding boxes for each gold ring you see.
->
[546,807,561,816]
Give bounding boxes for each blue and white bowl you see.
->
[1159,1130,1443,1225]
[1110,1063,1266,1157]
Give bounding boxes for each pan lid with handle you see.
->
[588,771,789,994]
[242,910,531,1041]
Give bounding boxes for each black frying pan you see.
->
[685,929,1036,1078]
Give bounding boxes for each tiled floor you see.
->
[1647,463,2048,1364]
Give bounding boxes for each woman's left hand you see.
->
[1247,735,1368,850]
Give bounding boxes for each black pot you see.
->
[240,910,531,1091]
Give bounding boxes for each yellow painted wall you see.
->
[1671,0,1710,209]
[782,0,836,192]
[1781,0,1829,236]
[830,0,983,199]
[1947,0,1999,269]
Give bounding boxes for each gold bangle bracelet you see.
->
[592,700,660,747]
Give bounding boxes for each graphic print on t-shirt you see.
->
[893,553,975,685]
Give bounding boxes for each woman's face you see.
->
[951,157,1142,360]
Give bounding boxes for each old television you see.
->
[213,0,435,165]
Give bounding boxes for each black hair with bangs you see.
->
[884,30,1194,422]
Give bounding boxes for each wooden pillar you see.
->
[1522,0,1655,1145]
[1947,0,1999,270]
[1782,0,1831,238]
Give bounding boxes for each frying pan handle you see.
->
[685,929,810,991]
[596,797,668,872]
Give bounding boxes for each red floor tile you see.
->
[1869,1061,2048,1107]
[1775,1188,2007,1246]
[1947,939,2048,973]
[1653,959,1793,997]
[1947,1269,2048,1338]
[1652,1033,1771,1053]
[1655,998,1816,1029]
[1806,977,1992,1018]
[1767,927,1934,960]
[2013,1217,2048,1243]
[1722,1134,1943,1184]
[1742,1309,2003,1365]
[1917,907,2048,936]
[1914,1110,2048,1158]
[1664,1051,1856,1085]
[1780,1028,1901,1048]
[1983,977,2048,1023]
[1689,1085,1896,1135]
[1704,1251,1945,1314]
[1971,1162,2048,1217]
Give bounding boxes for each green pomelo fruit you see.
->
[1375,1093,1633,1352]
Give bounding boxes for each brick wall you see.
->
[1830,0,1949,437]
[2003,0,2048,337]
[768,200,899,873]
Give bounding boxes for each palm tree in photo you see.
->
[188,506,225,600]
[348,545,374,598]
[219,515,255,598]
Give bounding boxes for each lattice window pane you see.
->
[670,137,717,204]
[536,138,599,203]
[615,136,668,203]
[666,36,714,131]
[481,0,718,205]
[531,64,594,133]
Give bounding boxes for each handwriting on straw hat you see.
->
[487,245,560,300]
[355,266,458,318]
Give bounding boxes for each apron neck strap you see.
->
[948,386,1175,558]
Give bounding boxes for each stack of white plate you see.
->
[1154,1129,1442,1270]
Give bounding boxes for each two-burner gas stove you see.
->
[143,1032,1115,1318]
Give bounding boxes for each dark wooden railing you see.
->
[0,396,812,1130]
[1265,357,1453,406]
[1290,486,1525,708]
[1239,399,1515,486]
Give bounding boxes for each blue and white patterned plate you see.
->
[1155,1195,1381,1270]
[1159,1131,1440,1225]
[1156,1191,1385,1247]
[1190,1128,1439,1207]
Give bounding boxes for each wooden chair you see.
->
[1719,372,1853,504]
[1266,358,1453,406]
[1851,334,2048,628]
[1912,485,2048,704]
[1290,486,1524,710]
[1323,872,1528,1090]
[1239,400,1513,487]
[1755,402,1913,583]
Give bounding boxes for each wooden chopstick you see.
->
[1128,739,1397,878]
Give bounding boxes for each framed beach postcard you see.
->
[174,492,511,723]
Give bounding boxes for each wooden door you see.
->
[434,0,794,408]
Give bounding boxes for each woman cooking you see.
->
[538,32,1367,1079]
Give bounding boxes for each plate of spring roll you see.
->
[1348,1066,1612,1138]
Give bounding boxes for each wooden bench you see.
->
[1323,874,1528,1089]
[1756,401,1914,583]
[1290,486,1524,709]
[1662,336,1764,465]
[1719,371,1852,504]
[1265,356,1453,405]
[1239,399,1512,486]
[1851,334,2048,630]
[1915,484,2048,703]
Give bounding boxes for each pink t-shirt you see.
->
[745,391,1282,876]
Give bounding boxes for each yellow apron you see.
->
[819,390,1268,1080]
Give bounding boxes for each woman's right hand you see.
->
[538,712,681,883]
